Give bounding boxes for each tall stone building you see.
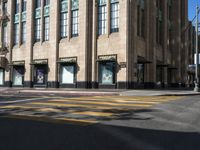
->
[0,0,191,89]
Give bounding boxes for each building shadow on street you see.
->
[0,117,199,150]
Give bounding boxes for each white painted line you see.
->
[0,97,47,104]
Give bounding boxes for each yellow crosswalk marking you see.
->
[72,111,113,117]
[4,114,98,125]
[49,99,160,104]
[0,105,37,109]
[0,96,184,125]
[56,117,98,124]
[30,102,152,108]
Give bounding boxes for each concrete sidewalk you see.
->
[0,87,200,96]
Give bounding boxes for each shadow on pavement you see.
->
[0,117,199,150]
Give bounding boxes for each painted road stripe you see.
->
[56,117,98,125]
[49,99,161,104]
[71,111,113,117]
[0,97,49,104]
[89,96,183,100]
[64,97,182,102]
[3,114,98,125]
[0,103,140,111]
[51,100,156,106]
[30,102,152,108]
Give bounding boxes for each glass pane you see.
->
[100,63,114,84]
[36,68,45,84]
[0,69,4,85]
[62,65,74,84]
[137,64,144,83]
[13,68,23,85]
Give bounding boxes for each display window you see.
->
[137,63,144,83]
[99,62,115,84]
[60,65,75,84]
[0,69,4,85]
[34,65,47,85]
[13,66,24,86]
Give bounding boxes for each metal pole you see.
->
[194,5,200,92]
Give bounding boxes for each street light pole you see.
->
[194,4,200,92]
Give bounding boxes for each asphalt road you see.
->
[0,96,200,150]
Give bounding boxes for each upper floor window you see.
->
[14,23,19,45]
[3,24,8,45]
[35,19,41,42]
[36,0,41,8]
[156,0,163,45]
[71,0,79,37]
[44,0,50,5]
[44,17,50,41]
[137,0,145,38]
[98,0,107,35]
[22,22,26,43]
[60,0,68,38]
[110,0,119,33]
[3,1,8,14]
[60,12,68,38]
[43,0,50,41]
[22,0,27,12]
[15,0,20,14]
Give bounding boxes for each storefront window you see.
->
[13,67,24,86]
[0,69,4,85]
[36,67,46,84]
[61,65,75,84]
[137,64,144,83]
[156,67,163,83]
[99,62,115,84]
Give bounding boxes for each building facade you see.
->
[0,0,191,89]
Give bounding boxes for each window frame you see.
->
[35,18,41,42]
[60,12,68,38]
[14,23,19,45]
[44,16,50,41]
[98,3,107,35]
[21,22,26,44]
[71,9,79,37]
[110,1,119,33]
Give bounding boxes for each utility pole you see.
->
[194,4,200,92]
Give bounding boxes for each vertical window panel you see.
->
[3,24,8,45]
[36,0,41,8]
[71,10,79,37]
[22,22,26,43]
[98,4,107,35]
[14,24,19,45]
[137,0,145,38]
[110,2,119,33]
[60,12,68,38]
[15,0,20,13]
[22,0,27,12]
[44,17,50,41]
[35,19,41,42]
[45,0,50,5]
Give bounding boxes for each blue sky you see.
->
[188,0,198,21]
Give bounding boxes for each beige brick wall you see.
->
[0,0,190,88]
